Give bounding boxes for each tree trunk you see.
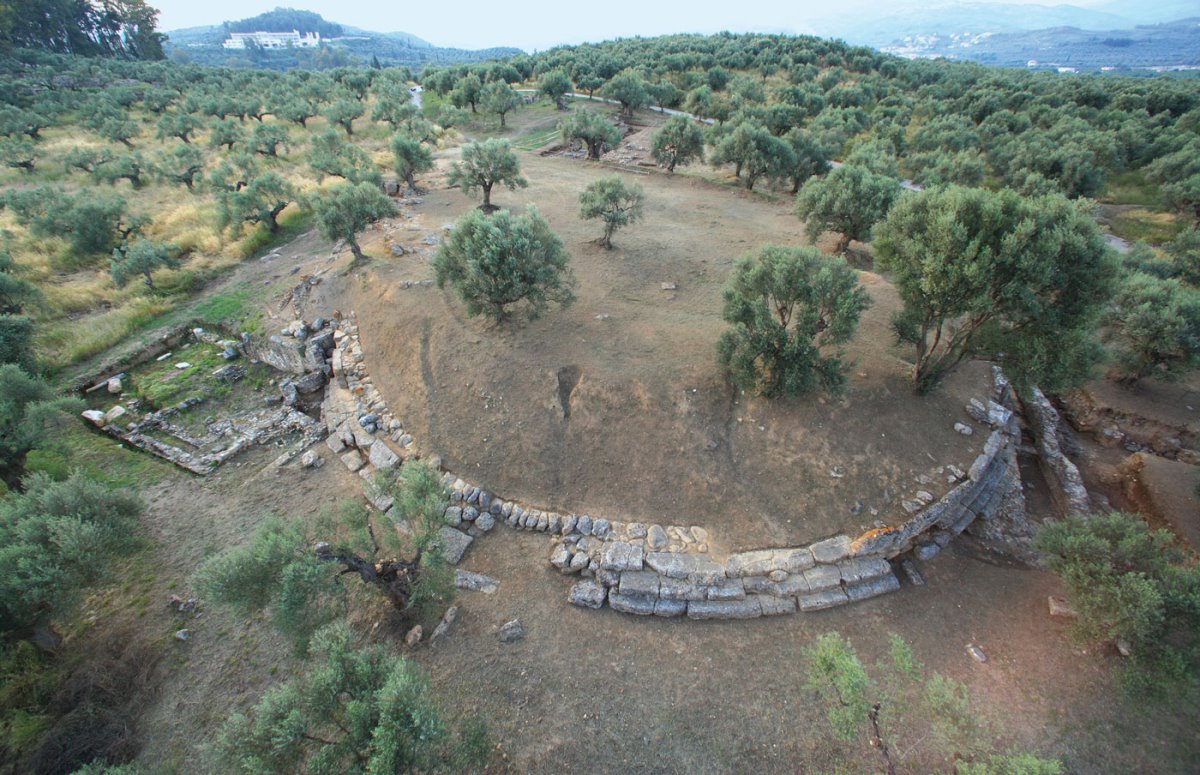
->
[405,171,416,192]
[481,182,493,209]
[499,112,506,127]
[868,704,897,775]
[143,271,154,290]
[349,237,365,264]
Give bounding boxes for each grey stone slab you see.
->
[775,547,815,573]
[755,594,798,616]
[454,570,499,593]
[654,598,688,617]
[799,587,850,611]
[435,527,473,565]
[618,570,661,598]
[601,541,644,572]
[367,441,400,470]
[704,577,746,601]
[567,580,607,609]
[846,572,901,602]
[658,577,706,601]
[837,557,892,585]
[646,552,725,584]
[803,564,842,592]
[687,598,763,620]
[725,549,775,577]
[339,449,365,472]
[609,592,657,616]
[809,535,852,564]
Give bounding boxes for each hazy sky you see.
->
[153,0,1113,52]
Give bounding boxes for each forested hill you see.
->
[164,8,519,71]
[881,17,1200,71]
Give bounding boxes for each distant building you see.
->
[223,30,320,50]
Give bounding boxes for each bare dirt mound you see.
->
[312,153,986,551]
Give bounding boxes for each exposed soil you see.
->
[311,150,986,554]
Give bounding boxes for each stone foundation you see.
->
[323,313,1030,620]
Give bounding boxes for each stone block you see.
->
[809,535,852,564]
[915,542,940,561]
[725,549,775,577]
[657,577,706,601]
[687,598,763,620]
[618,570,661,598]
[654,598,688,617]
[435,527,473,565]
[609,592,657,616]
[601,541,644,572]
[836,557,892,585]
[775,547,815,573]
[325,433,347,454]
[339,449,365,472]
[799,587,850,611]
[704,578,746,601]
[646,552,725,584]
[803,564,842,592]
[755,594,798,616]
[845,572,900,602]
[368,441,400,470]
[568,580,607,609]
[454,570,499,593]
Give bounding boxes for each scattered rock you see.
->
[954,422,974,436]
[404,625,423,647]
[300,450,324,469]
[568,580,607,608]
[1048,596,1078,619]
[966,643,988,663]
[106,376,123,394]
[455,569,499,593]
[1115,638,1132,657]
[498,618,525,643]
[660,281,677,291]
[173,629,191,642]
[174,362,191,369]
[81,409,107,426]
[429,605,459,646]
[435,527,474,564]
[900,559,925,586]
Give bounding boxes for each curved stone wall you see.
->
[322,313,1024,619]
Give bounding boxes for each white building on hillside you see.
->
[223,30,321,50]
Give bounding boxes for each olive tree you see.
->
[0,472,141,635]
[794,164,900,255]
[311,181,398,265]
[480,80,521,128]
[217,171,294,235]
[1035,512,1200,692]
[578,174,644,248]
[213,623,487,774]
[195,462,455,652]
[650,115,704,172]
[110,240,179,290]
[537,69,572,109]
[559,108,621,160]
[389,132,433,193]
[601,69,649,119]
[717,244,870,397]
[446,138,527,211]
[433,205,575,323]
[1104,273,1200,383]
[874,186,1117,393]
